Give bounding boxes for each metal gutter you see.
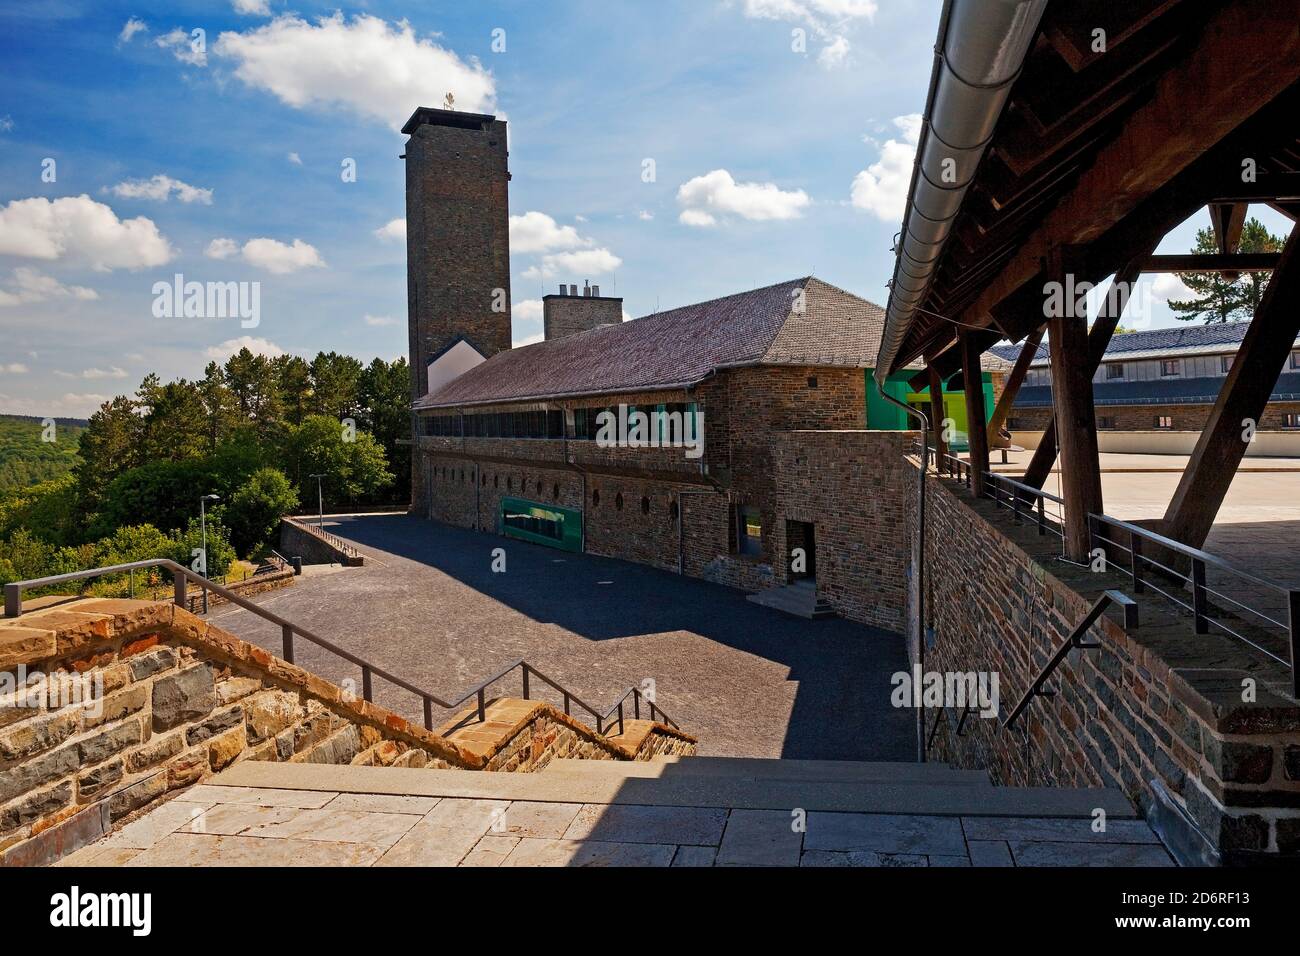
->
[874,0,1048,386]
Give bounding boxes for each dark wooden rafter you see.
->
[960,331,991,499]
[1207,200,1249,280]
[928,365,948,464]
[986,325,1044,445]
[1021,251,1153,493]
[1161,227,1300,548]
[1146,252,1278,272]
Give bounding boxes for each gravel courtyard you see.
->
[210,514,914,760]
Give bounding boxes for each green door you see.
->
[499,497,583,552]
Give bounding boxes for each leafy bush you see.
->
[227,467,299,557]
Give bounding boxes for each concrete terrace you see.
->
[210,513,915,760]
[59,760,1173,868]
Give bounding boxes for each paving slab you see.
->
[1010,840,1175,867]
[563,803,728,846]
[53,845,143,867]
[125,832,387,867]
[671,845,718,867]
[716,809,802,866]
[421,797,510,833]
[496,801,583,839]
[460,835,520,867]
[966,840,1015,867]
[804,812,967,856]
[326,793,440,816]
[241,808,419,847]
[178,803,305,836]
[101,800,215,849]
[182,783,338,809]
[374,825,483,867]
[501,838,675,867]
[961,815,1161,845]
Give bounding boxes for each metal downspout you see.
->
[878,383,931,762]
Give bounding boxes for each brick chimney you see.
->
[542,281,623,340]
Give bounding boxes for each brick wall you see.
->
[910,469,1300,863]
[1009,400,1300,432]
[543,294,623,340]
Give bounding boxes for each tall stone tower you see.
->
[402,107,512,401]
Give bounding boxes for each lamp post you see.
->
[309,474,325,528]
[199,494,220,614]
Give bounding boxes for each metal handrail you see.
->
[3,559,680,736]
[1002,591,1114,731]
[285,516,363,559]
[982,471,1065,540]
[1088,512,1298,697]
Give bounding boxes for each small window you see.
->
[807,376,818,389]
[1155,415,1174,429]
[615,492,624,511]
[592,489,600,507]
[494,474,499,489]
[507,476,513,491]
[1291,351,1300,369]
[669,499,679,521]
[1221,355,1234,374]
[737,506,762,557]
[1007,418,1023,430]
[1160,359,1181,377]
[641,496,650,515]
[1098,416,1116,430]
[1106,364,1124,380]
[552,482,560,500]
[1284,413,1300,430]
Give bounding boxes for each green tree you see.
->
[358,357,412,498]
[309,351,364,420]
[73,396,143,512]
[140,380,208,462]
[274,355,313,426]
[224,348,283,431]
[227,467,299,557]
[1169,218,1285,323]
[283,414,393,506]
[197,362,242,452]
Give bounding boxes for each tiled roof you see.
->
[988,321,1298,368]
[1014,371,1300,408]
[415,278,888,409]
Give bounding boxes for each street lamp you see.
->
[309,474,325,528]
[199,494,220,614]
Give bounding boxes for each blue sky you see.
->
[0,0,1291,417]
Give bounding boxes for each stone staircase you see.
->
[746,581,837,619]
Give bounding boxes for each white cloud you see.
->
[107,174,213,205]
[363,314,399,327]
[56,367,129,380]
[205,336,287,360]
[156,27,208,67]
[373,218,406,242]
[0,116,13,134]
[214,13,495,130]
[1150,273,1194,303]
[739,0,875,68]
[0,195,173,271]
[512,299,543,323]
[0,363,29,374]
[638,210,654,221]
[119,18,148,43]
[233,0,271,15]
[0,267,99,307]
[287,151,302,165]
[676,169,811,226]
[513,331,544,347]
[850,113,922,222]
[523,249,622,280]
[509,212,585,254]
[205,237,325,273]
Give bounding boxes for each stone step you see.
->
[208,760,1138,819]
[746,584,837,619]
[541,756,992,787]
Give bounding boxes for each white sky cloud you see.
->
[287,151,302,165]
[205,336,286,360]
[233,0,272,15]
[0,363,29,374]
[676,169,810,226]
[118,18,148,43]
[214,13,495,130]
[363,314,399,327]
[509,212,585,254]
[57,367,129,380]
[107,174,213,205]
[523,249,622,280]
[739,0,875,67]
[205,236,325,273]
[850,113,921,222]
[373,218,406,242]
[818,35,850,68]
[1149,273,1194,303]
[0,267,99,306]
[0,195,173,271]
[156,28,208,67]
[512,299,543,323]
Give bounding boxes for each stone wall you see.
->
[280,518,365,566]
[910,468,1300,864]
[181,567,294,614]
[1009,399,1300,433]
[0,597,695,866]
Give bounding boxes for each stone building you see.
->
[991,322,1300,456]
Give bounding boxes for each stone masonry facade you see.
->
[0,597,694,866]
[910,468,1300,863]
[1009,400,1300,433]
[415,365,913,631]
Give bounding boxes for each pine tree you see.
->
[1168,217,1284,323]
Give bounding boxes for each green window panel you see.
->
[499,497,583,552]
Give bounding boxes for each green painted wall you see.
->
[864,369,994,451]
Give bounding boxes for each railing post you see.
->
[521,665,530,700]
[1036,494,1046,535]
[477,687,486,722]
[1011,486,1021,524]
[634,692,641,720]
[281,625,294,664]
[618,700,625,736]
[1130,529,1143,593]
[362,665,373,702]
[563,692,570,716]
[424,697,434,731]
[1289,590,1300,702]
[4,583,20,618]
[1191,558,1209,634]
[129,568,135,599]
[173,573,186,610]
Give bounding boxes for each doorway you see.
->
[786,519,817,584]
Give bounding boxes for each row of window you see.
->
[1014,414,1300,430]
[421,403,701,442]
[430,464,688,517]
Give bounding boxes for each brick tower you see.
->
[402,106,512,401]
